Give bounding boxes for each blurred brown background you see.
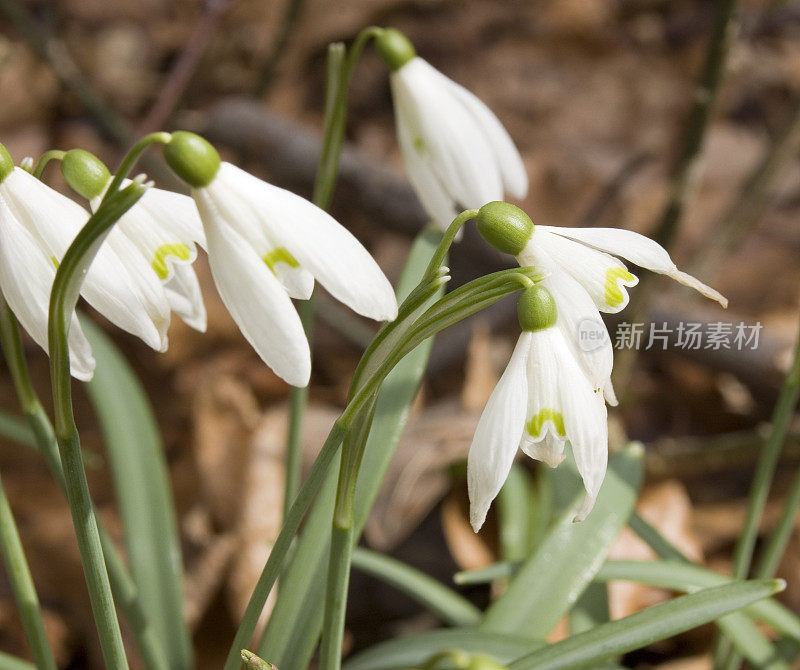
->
[1,0,800,667]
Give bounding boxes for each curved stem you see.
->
[32,150,65,179]
[45,133,168,668]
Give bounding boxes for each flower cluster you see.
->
[0,25,728,531]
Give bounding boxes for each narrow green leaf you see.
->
[496,464,533,562]
[258,229,444,670]
[716,613,789,670]
[482,444,643,636]
[569,582,610,635]
[351,547,481,626]
[0,409,35,449]
[507,579,785,670]
[82,319,192,670]
[342,629,542,670]
[596,560,800,641]
[454,561,518,586]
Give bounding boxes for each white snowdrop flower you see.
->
[163,131,399,387]
[518,225,728,313]
[468,284,608,531]
[0,144,172,378]
[62,149,208,332]
[376,28,528,232]
[475,202,727,404]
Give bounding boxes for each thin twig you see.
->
[137,0,236,135]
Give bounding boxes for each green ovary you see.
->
[526,408,566,439]
[604,267,636,308]
[263,247,299,274]
[152,243,191,279]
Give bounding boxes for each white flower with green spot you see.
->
[0,144,175,379]
[163,132,399,388]
[62,150,208,333]
[467,284,608,530]
[376,29,528,232]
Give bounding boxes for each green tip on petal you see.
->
[61,149,112,200]
[476,201,534,256]
[517,284,557,332]
[163,131,220,188]
[375,28,416,71]
[0,142,14,182]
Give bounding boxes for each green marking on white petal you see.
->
[263,247,299,275]
[526,408,565,438]
[413,137,426,154]
[152,243,191,280]
[51,256,59,269]
[604,267,636,308]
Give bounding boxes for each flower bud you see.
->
[375,28,416,71]
[0,142,14,182]
[61,149,112,200]
[163,131,221,188]
[476,201,533,256]
[517,284,557,332]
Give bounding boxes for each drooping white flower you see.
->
[468,285,608,531]
[376,29,528,231]
[0,147,175,377]
[163,131,398,387]
[474,202,727,406]
[519,225,728,313]
[61,148,208,334]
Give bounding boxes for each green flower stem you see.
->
[32,150,66,179]
[284,42,344,520]
[45,130,167,668]
[0,472,57,670]
[751,320,800,580]
[731,316,800,580]
[716,318,800,670]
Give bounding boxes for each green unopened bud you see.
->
[61,149,112,200]
[517,284,557,332]
[375,28,416,71]
[421,650,471,670]
[0,143,14,182]
[476,202,533,256]
[163,131,220,188]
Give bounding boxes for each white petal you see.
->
[437,71,528,199]
[549,331,608,522]
[392,72,461,230]
[2,168,169,350]
[194,188,311,387]
[212,164,398,322]
[521,229,639,314]
[392,59,503,212]
[520,329,569,466]
[539,268,615,405]
[164,263,206,332]
[540,226,727,308]
[102,228,172,351]
[467,332,530,532]
[0,198,95,380]
[93,183,205,282]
